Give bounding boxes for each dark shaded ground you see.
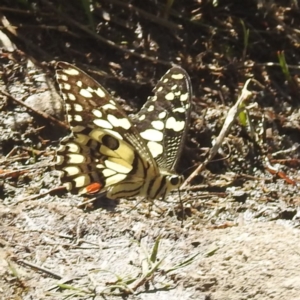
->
[1,1,300,299]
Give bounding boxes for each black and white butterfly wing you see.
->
[131,67,192,172]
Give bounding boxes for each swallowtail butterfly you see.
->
[55,62,192,200]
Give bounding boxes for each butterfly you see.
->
[55,62,192,200]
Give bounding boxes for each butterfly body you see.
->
[56,62,191,200]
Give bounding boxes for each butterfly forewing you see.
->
[131,67,192,171]
[56,62,159,196]
[56,62,156,165]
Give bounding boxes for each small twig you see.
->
[0,169,28,179]
[46,277,82,291]
[16,259,62,279]
[182,79,253,188]
[264,156,297,186]
[1,90,68,130]
[272,144,300,157]
[105,0,182,30]
[0,6,52,17]
[1,13,52,60]
[13,186,66,204]
[127,273,155,294]
[41,0,172,67]
[4,146,45,160]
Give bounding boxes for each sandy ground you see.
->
[1,198,300,299]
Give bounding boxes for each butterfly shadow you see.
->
[76,193,120,212]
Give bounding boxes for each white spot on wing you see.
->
[65,103,72,111]
[59,74,69,81]
[165,92,175,101]
[66,142,80,153]
[151,120,164,130]
[105,129,123,140]
[62,83,71,90]
[180,93,189,101]
[68,93,76,101]
[86,87,94,92]
[173,107,185,113]
[140,129,163,141]
[96,163,105,169]
[95,87,106,98]
[147,105,154,112]
[158,111,167,119]
[94,119,113,129]
[107,114,131,129]
[102,103,117,110]
[74,115,83,122]
[103,169,117,177]
[171,73,184,80]
[74,174,89,188]
[165,117,185,132]
[138,114,146,121]
[79,88,93,98]
[147,141,163,158]
[93,109,102,118]
[56,155,64,165]
[63,68,79,76]
[74,104,83,111]
[68,153,86,164]
[64,166,81,176]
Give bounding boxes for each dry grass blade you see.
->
[105,0,181,30]
[181,79,254,188]
[1,90,68,130]
[41,0,172,67]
